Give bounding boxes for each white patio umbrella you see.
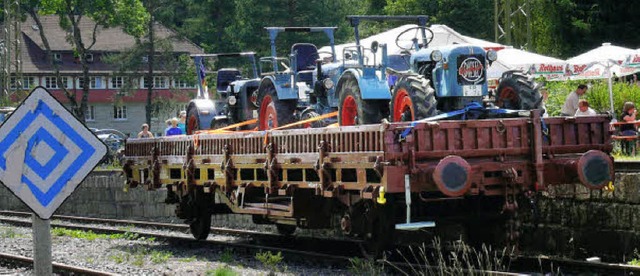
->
[495,47,566,81]
[566,42,638,114]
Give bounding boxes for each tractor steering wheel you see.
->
[317,51,335,63]
[395,26,434,51]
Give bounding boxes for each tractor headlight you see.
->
[323,78,334,90]
[487,50,498,62]
[430,50,443,62]
[228,95,237,106]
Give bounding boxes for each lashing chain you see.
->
[502,167,520,253]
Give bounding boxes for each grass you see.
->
[51,227,154,242]
[386,238,512,275]
[628,249,640,266]
[0,227,22,238]
[179,256,198,262]
[349,257,385,276]
[255,251,284,273]
[110,246,173,267]
[205,265,237,276]
[220,249,234,263]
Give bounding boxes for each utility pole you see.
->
[1,0,22,104]
[494,0,532,50]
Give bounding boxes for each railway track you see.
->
[0,252,115,275]
[2,211,640,275]
[0,211,359,266]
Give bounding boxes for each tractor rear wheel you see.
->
[257,84,296,130]
[495,71,542,110]
[338,77,388,126]
[390,76,437,122]
[186,105,200,135]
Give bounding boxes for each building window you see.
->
[78,77,85,89]
[85,53,94,62]
[90,77,102,89]
[174,79,193,88]
[53,53,62,62]
[142,77,151,89]
[111,76,123,89]
[153,76,168,88]
[113,105,127,120]
[44,77,59,89]
[11,77,35,89]
[60,77,69,89]
[85,105,95,121]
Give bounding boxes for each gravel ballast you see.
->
[0,221,355,275]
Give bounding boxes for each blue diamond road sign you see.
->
[0,87,107,219]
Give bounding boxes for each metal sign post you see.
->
[33,214,52,275]
[0,87,107,273]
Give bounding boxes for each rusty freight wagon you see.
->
[122,110,614,253]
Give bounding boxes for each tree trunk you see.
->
[28,11,80,119]
[146,16,155,126]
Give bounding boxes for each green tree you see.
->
[22,0,148,121]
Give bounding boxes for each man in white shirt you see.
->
[560,84,588,116]
[574,99,597,116]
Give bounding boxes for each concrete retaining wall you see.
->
[520,173,640,262]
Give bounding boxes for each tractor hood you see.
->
[412,44,489,98]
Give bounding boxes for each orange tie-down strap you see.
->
[272,111,338,130]
[195,119,258,135]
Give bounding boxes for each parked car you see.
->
[0,107,16,124]
[93,129,126,166]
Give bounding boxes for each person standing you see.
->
[178,111,187,134]
[137,123,154,138]
[574,99,597,116]
[560,84,588,116]
[166,118,183,136]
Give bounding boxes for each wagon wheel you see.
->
[186,105,200,135]
[390,76,437,122]
[257,83,296,130]
[275,224,296,236]
[338,76,388,126]
[495,71,542,110]
[359,203,394,259]
[189,213,211,240]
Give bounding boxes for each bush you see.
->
[545,79,640,117]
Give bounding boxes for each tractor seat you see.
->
[216,68,241,93]
[292,43,319,83]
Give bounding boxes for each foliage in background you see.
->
[544,79,640,117]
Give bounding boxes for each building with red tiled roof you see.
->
[4,15,203,137]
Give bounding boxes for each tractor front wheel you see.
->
[257,84,296,130]
[186,106,200,135]
[390,76,437,122]
[338,77,388,126]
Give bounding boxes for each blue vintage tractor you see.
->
[334,16,407,126]
[256,27,340,130]
[385,16,542,122]
[186,53,261,134]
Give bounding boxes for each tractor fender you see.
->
[259,76,298,100]
[336,68,391,100]
[187,99,217,130]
